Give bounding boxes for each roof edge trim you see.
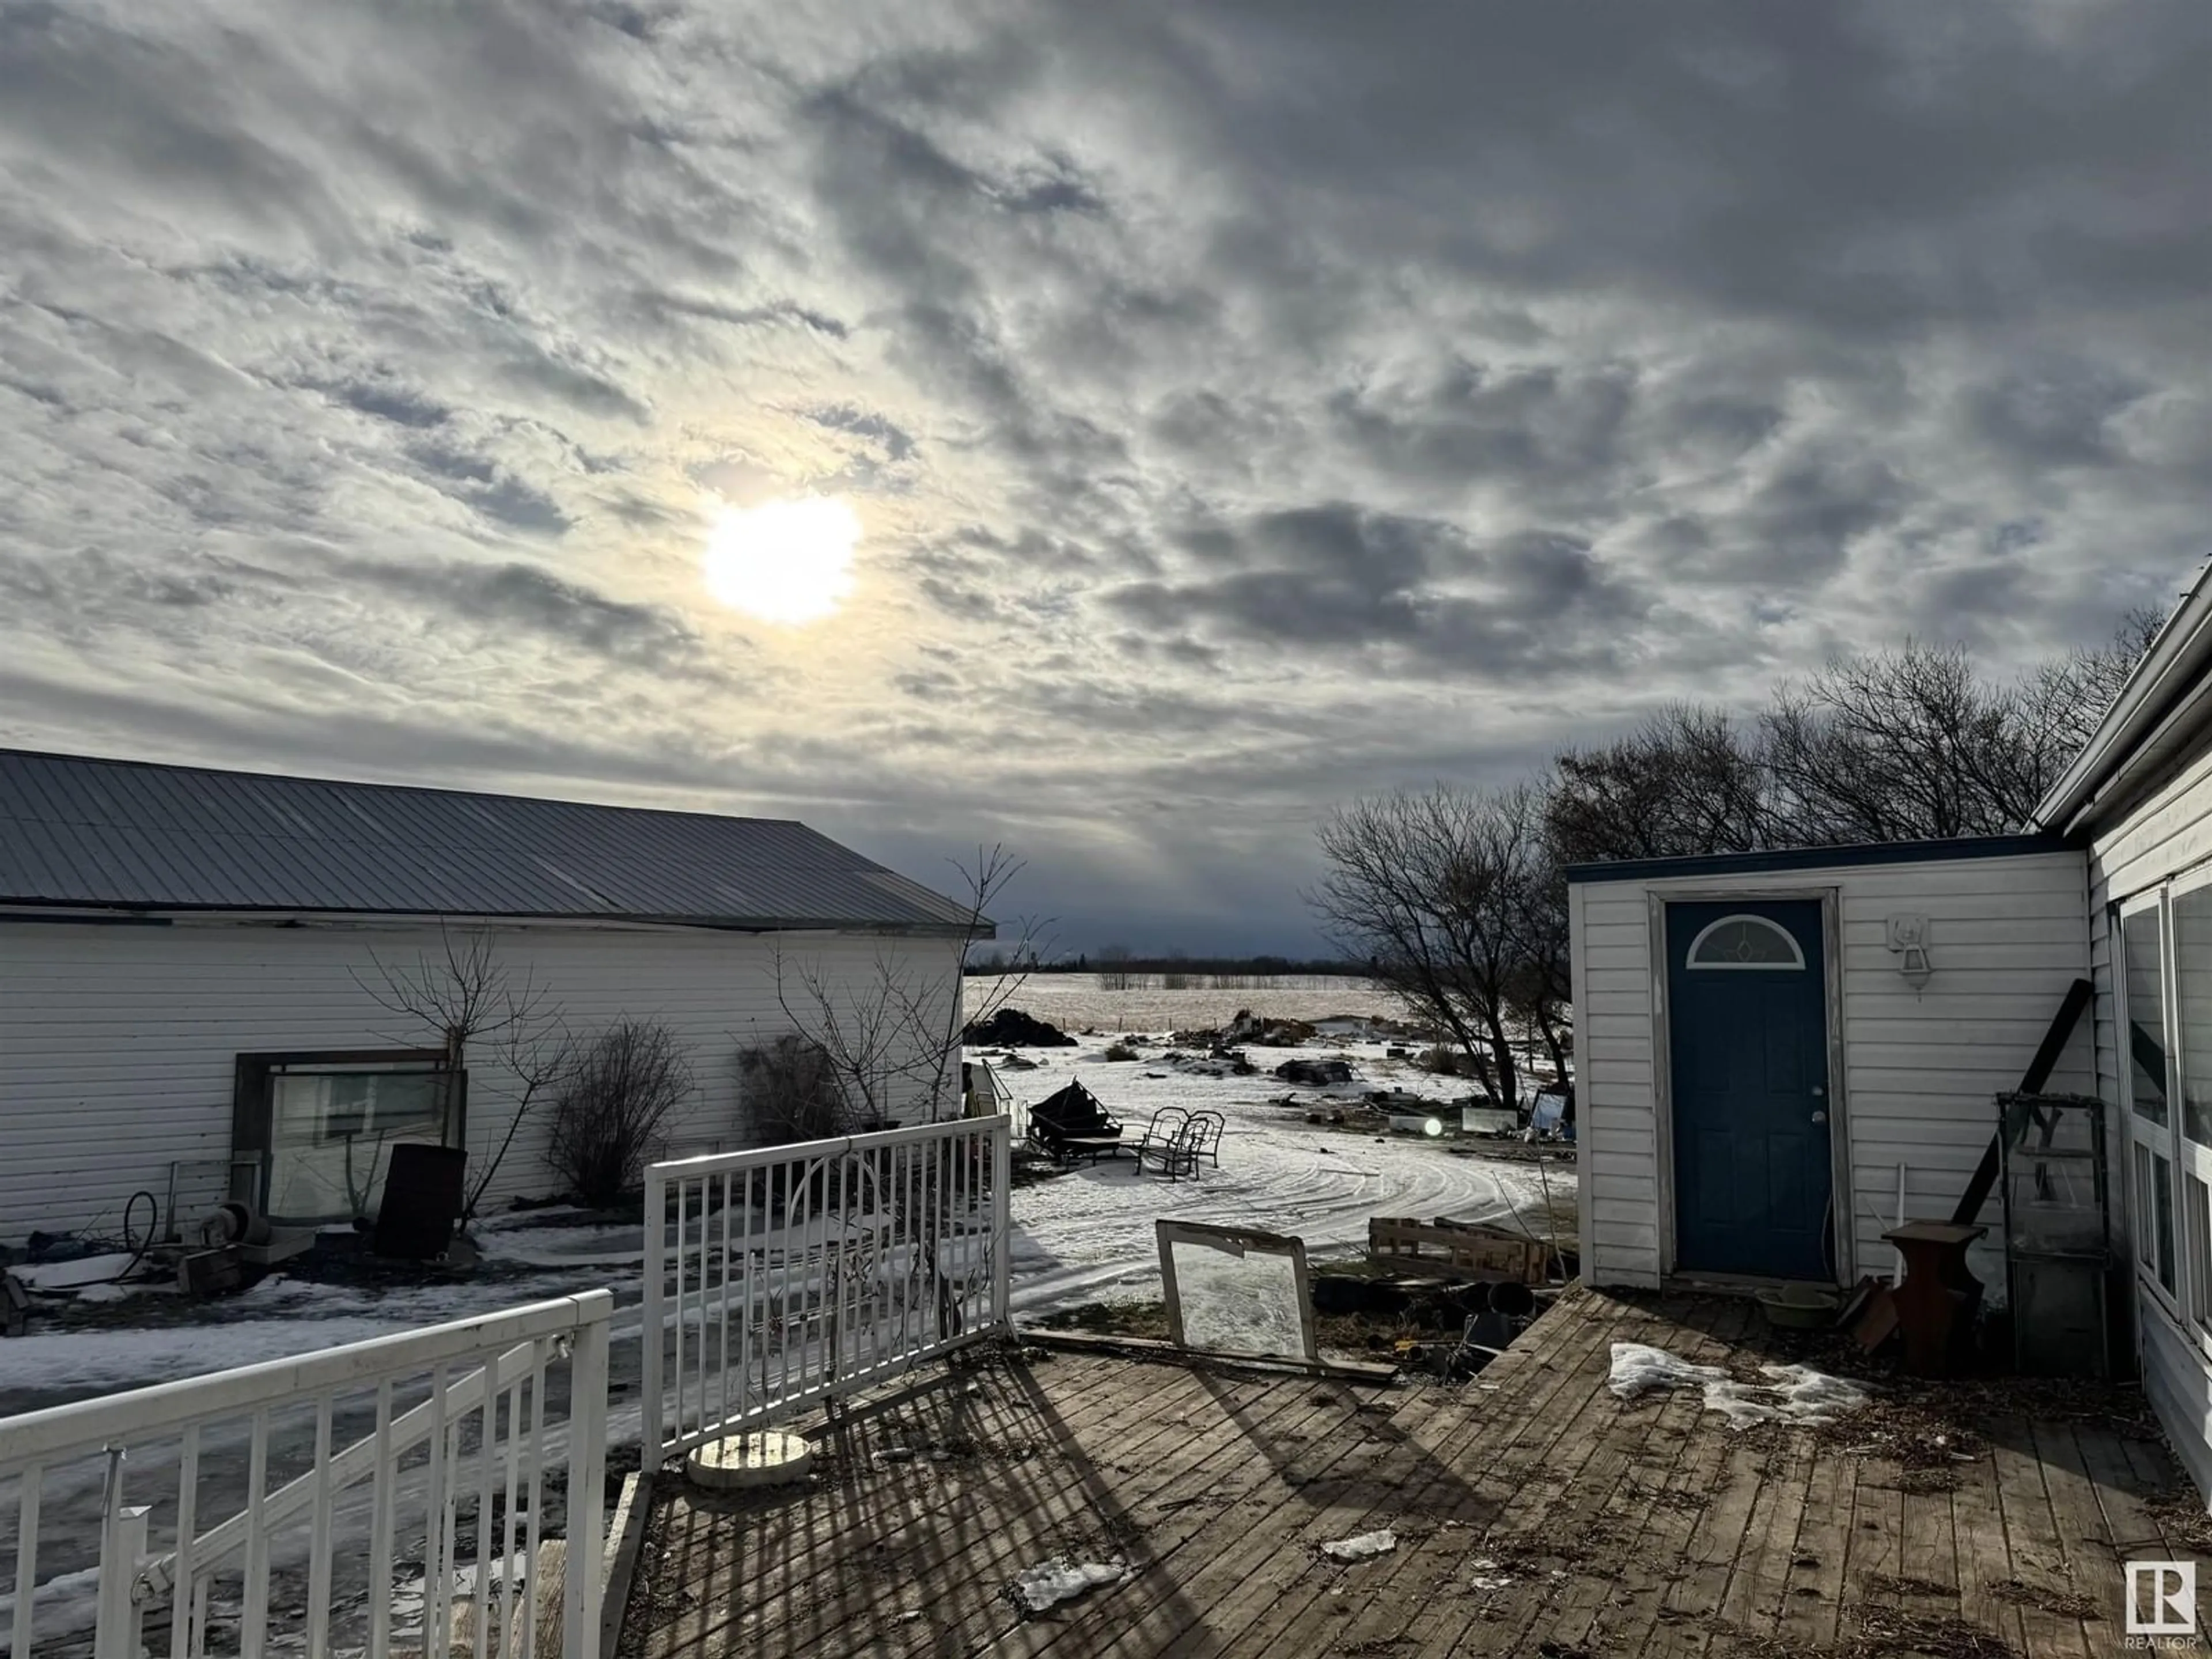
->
[1564,832,2074,886]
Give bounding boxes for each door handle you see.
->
[1810,1111,1828,1124]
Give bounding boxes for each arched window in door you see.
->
[1685,913,1806,970]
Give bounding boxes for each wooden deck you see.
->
[619,1287,2209,1657]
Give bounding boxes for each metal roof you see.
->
[0,749,983,935]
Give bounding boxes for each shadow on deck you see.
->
[617,1287,2209,1657]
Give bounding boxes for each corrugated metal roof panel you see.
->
[0,750,981,933]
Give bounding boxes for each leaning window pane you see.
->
[2124,906,2171,1126]
[1167,1237,1309,1358]
[2173,887,2212,1149]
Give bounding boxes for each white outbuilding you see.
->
[0,750,983,1243]
[1566,557,2212,1503]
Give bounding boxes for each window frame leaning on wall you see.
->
[230,1047,462,1220]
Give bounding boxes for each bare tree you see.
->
[353,923,572,1220]
[1546,611,2165,866]
[2019,605,2167,787]
[547,1020,694,1205]
[761,844,1051,1130]
[1546,703,1776,865]
[738,1034,851,1145]
[1097,943,1136,992]
[1308,783,1560,1119]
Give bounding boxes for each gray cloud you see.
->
[0,0,2204,951]
[336,557,706,668]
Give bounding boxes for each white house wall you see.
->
[2088,738,2212,1501]
[1574,850,2093,1292]
[0,918,964,1243]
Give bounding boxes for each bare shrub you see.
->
[1103,1042,1140,1063]
[740,1034,853,1145]
[547,1020,694,1206]
[1097,944,1135,991]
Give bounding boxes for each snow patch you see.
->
[1320,1529,1397,1561]
[1608,1342,1864,1429]
[10,1253,139,1291]
[1009,1558,1127,1612]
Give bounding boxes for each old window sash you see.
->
[232,1048,460,1221]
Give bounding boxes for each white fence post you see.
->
[93,1501,151,1659]
[563,1295,612,1659]
[641,1162,666,1468]
[991,1116,1012,1331]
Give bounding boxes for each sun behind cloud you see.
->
[703,496,859,624]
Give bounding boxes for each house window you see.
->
[2189,1173,2212,1339]
[2119,878,2212,1354]
[2137,1139,2177,1296]
[2121,897,2180,1316]
[2126,902,2171,1126]
[1684,915,1805,969]
[232,1050,459,1222]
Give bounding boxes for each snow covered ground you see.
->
[2,993,1565,1411]
[991,1034,1566,1312]
[0,988,1569,1653]
[965,972,1403,1034]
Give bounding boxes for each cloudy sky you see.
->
[2,1,2206,954]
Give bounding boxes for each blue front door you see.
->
[1665,899,1833,1281]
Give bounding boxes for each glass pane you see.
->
[267,1068,448,1220]
[2189,1174,2212,1335]
[2175,887,2212,1149]
[1166,1237,1309,1358]
[2157,1151,2178,1294]
[2136,1140,2177,1296]
[1688,916,1802,968]
[2124,905,2171,1126]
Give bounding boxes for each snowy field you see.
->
[965,971,1404,1034]
[990,1036,1565,1312]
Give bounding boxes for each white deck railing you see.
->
[642,1118,1012,1464]
[0,1291,612,1659]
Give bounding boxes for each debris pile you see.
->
[963,1008,1079,1048]
[1159,1048,1257,1077]
[1276,1057,1355,1086]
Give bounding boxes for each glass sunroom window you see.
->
[2138,1141,2178,1296]
[2125,903,2171,1126]
[2172,886,2212,1151]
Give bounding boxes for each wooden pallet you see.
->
[1368,1215,1548,1282]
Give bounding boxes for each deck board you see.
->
[620,1290,2207,1658]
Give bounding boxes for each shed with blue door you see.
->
[1567,836,2098,1296]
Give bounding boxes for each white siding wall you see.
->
[0,918,961,1243]
[2089,740,2212,1501]
[1574,850,2093,1293]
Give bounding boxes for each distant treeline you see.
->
[964,952,1369,981]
